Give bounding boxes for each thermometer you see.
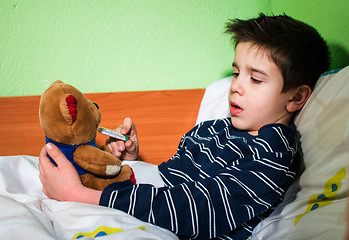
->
[97,127,130,141]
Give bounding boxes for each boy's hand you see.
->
[39,143,101,204]
[106,117,139,161]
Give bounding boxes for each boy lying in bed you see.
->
[39,13,330,239]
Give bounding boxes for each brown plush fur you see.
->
[39,80,133,190]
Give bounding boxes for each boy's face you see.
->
[228,42,295,135]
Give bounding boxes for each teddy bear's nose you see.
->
[93,102,99,109]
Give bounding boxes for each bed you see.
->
[0,66,348,239]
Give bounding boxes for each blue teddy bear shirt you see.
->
[45,136,97,175]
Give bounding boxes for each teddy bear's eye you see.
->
[93,102,99,109]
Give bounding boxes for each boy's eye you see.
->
[232,72,239,78]
[251,77,262,84]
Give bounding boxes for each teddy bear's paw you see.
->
[80,165,135,190]
[74,145,122,177]
[106,165,121,176]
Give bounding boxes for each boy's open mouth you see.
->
[230,102,243,115]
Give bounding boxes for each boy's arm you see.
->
[99,153,298,239]
[39,143,102,204]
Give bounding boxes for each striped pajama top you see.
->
[100,118,300,239]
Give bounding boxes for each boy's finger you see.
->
[125,139,138,154]
[121,117,133,134]
[44,143,71,168]
[126,117,138,138]
[105,140,119,153]
[39,144,55,169]
[123,117,132,126]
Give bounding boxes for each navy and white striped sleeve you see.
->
[99,152,299,239]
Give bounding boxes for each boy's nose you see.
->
[230,78,244,95]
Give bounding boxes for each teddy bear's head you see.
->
[39,80,101,145]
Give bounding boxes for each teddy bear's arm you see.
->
[74,145,122,177]
[80,164,134,190]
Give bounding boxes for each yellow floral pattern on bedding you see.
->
[73,226,146,239]
[295,167,346,225]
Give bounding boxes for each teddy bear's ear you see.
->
[60,94,78,125]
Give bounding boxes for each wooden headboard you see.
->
[0,89,205,165]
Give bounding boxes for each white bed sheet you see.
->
[0,155,177,240]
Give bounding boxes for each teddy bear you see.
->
[39,80,135,190]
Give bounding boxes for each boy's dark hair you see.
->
[225,13,330,92]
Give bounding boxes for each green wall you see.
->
[1,0,348,97]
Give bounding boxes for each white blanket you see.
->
[0,155,177,240]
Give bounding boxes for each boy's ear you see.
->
[286,85,312,113]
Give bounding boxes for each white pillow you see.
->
[196,67,349,239]
[196,76,231,124]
